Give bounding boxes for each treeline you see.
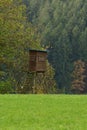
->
[23,0,87,93]
[0,0,56,94]
[0,0,87,94]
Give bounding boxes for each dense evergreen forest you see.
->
[0,0,87,94]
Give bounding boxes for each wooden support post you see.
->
[32,72,36,94]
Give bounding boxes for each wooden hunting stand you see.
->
[28,49,47,93]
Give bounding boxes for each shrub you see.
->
[0,80,13,94]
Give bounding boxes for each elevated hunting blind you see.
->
[29,49,47,73]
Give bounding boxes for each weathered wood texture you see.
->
[29,50,47,72]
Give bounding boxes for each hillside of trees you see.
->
[0,0,87,94]
[23,0,87,93]
[0,0,56,94]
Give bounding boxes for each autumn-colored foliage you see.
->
[71,60,86,94]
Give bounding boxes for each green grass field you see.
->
[0,95,87,130]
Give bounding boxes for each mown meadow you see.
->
[0,95,87,130]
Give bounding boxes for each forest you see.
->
[0,0,87,94]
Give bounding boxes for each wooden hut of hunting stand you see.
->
[29,49,47,73]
